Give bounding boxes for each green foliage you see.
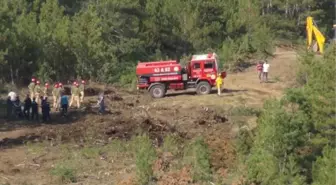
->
[259,0,334,40]
[0,0,273,84]
[184,137,212,182]
[236,129,254,156]
[162,134,180,156]
[312,146,336,185]
[80,146,102,159]
[245,99,309,184]
[132,134,156,185]
[241,49,335,184]
[50,164,77,183]
[0,0,331,85]
[230,106,261,116]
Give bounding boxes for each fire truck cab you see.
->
[136,52,226,98]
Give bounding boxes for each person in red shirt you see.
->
[256,61,263,82]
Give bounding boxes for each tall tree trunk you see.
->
[285,0,288,18]
[15,68,19,85]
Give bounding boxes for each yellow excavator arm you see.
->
[306,16,326,54]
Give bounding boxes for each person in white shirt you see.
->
[8,91,17,102]
[262,60,270,82]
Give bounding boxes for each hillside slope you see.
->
[0,47,298,185]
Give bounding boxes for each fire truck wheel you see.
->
[149,84,165,98]
[196,81,211,95]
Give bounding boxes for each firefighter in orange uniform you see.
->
[69,81,77,108]
[52,83,60,110]
[34,80,42,104]
[43,82,49,99]
[70,83,80,108]
[79,80,85,103]
[28,78,36,99]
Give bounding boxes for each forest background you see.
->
[0,1,335,184]
[0,0,334,86]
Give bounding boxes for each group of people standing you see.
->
[6,76,108,121]
[7,91,50,122]
[6,77,87,121]
[257,60,270,83]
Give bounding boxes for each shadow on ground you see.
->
[0,107,110,132]
[166,88,248,97]
[0,106,108,149]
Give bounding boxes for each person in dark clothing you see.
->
[40,96,45,105]
[6,96,13,119]
[97,93,105,114]
[13,96,23,119]
[23,94,32,120]
[31,97,39,121]
[41,97,51,122]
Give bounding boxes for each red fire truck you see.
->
[136,53,226,98]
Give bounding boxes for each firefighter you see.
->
[58,82,64,107]
[34,80,42,104]
[28,78,36,99]
[79,80,85,103]
[52,83,60,110]
[69,81,77,107]
[43,82,49,99]
[58,82,64,94]
[215,73,223,96]
[70,83,81,108]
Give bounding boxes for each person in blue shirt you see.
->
[60,93,69,116]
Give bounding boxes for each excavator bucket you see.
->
[306,16,326,54]
[313,26,325,53]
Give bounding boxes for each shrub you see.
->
[133,134,157,185]
[184,137,212,182]
[50,164,77,183]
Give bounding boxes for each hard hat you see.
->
[45,82,49,86]
[59,82,63,86]
[31,78,36,82]
[76,83,79,86]
[54,84,59,88]
[73,81,77,85]
[36,80,40,84]
[81,80,85,84]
